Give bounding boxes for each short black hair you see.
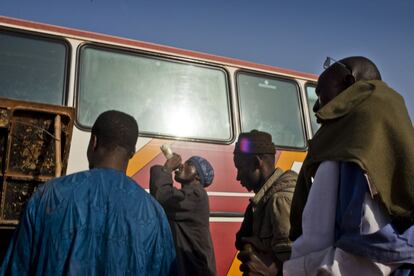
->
[92,110,138,154]
[341,56,382,81]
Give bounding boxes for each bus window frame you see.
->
[0,27,71,106]
[235,69,308,151]
[75,42,235,145]
[304,81,318,136]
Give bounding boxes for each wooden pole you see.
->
[54,115,62,177]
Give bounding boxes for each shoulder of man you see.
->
[260,170,296,206]
[273,169,298,192]
[34,170,91,196]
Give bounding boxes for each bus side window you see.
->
[0,30,68,105]
[77,46,232,142]
[305,84,320,135]
[237,72,306,148]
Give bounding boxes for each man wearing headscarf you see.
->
[233,130,298,275]
[150,154,217,276]
[284,56,414,275]
[0,110,176,275]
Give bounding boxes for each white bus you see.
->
[0,16,319,275]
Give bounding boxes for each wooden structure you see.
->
[0,98,75,227]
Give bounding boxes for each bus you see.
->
[0,16,319,275]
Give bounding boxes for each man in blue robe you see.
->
[0,110,176,276]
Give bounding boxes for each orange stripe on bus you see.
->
[227,253,242,275]
[276,151,307,171]
[126,139,172,177]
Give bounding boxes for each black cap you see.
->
[234,130,275,154]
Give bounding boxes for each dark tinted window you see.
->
[237,73,305,148]
[0,31,67,105]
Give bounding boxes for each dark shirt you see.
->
[150,165,217,276]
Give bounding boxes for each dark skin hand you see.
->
[163,153,182,173]
[237,243,279,276]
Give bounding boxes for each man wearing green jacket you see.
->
[234,130,298,275]
[285,56,414,275]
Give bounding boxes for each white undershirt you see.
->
[291,160,339,258]
[285,161,397,276]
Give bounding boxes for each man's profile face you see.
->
[233,154,260,192]
[174,160,198,183]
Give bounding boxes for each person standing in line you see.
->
[150,153,217,276]
[285,56,414,275]
[1,110,177,276]
[234,130,298,275]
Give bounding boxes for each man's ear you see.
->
[253,155,263,169]
[91,134,98,151]
[344,74,356,87]
[128,146,136,159]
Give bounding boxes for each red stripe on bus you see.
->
[0,16,318,80]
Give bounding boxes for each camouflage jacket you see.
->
[236,168,298,264]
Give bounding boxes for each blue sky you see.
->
[1,0,413,120]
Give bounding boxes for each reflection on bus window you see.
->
[0,31,67,105]
[78,46,231,141]
[237,73,305,148]
[306,85,320,135]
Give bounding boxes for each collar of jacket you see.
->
[250,168,284,206]
[316,80,384,122]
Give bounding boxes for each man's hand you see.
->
[163,153,182,173]
[237,245,279,276]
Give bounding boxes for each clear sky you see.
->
[1,0,413,120]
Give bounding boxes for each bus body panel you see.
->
[0,16,317,275]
